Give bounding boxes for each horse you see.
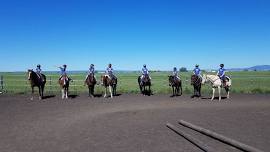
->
[27,69,46,100]
[58,74,71,99]
[101,75,117,98]
[201,74,232,101]
[168,75,182,97]
[85,74,96,97]
[138,75,152,96]
[191,75,202,98]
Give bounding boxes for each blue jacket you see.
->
[172,70,178,77]
[193,67,201,76]
[59,67,67,75]
[36,68,42,74]
[142,67,149,75]
[217,68,225,78]
[106,67,113,75]
[88,67,95,74]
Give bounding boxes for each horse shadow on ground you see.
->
[142,90,153,96]
[201,96,227,100]
[68,94,78,99]
[42,95,56,99]
[114,93,122,97]
[93,94,102,98]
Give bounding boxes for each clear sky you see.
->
[0,0,269,71]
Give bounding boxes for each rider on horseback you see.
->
[58,64,69,84]
[105,63,117,80]
[141,64,151,85]
[217,64,226,86]
[84,64,95,85]
[172,67,180,81]
[193,64,202,78]
[36,64,44,81]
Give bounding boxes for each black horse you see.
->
[191,75,202,98]
[85,74,96,97]
[168,75,182,97]
[138,75,151,96]
[27,69,46,100]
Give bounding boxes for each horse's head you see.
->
[201,74,207,84]
[27,69,33,80]
[190,75,196,85]
[143,74,150,83]
[168,75,174,86]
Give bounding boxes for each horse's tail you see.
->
[138,76,141,85]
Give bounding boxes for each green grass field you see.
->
[1,71,270,95]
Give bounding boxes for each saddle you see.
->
[221,76,230,87]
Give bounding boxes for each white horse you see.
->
[202,74,231,101]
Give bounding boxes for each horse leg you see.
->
[88,86,91,97]
[61,89,65,99]
[90,86,94,98]
[104,87,107,98]
[65,87,68,99]
[211,88,215,101]
[38,86,42,100]
[31,87,34,100]
[225,87,230,99]
[198,84,202,97]
[218,86,221,101]
[41,85,44,99]
[113,85,116,96]
[109,86,113,98]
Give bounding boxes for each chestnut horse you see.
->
[168,75,182,97]
[191,75,202,98]
[85,74,96,97]
[27,69,46,100]
[101,75,117,98]
[138,75,151,96]
[58,74,71,99]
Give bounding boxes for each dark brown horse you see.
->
[27,69,46,100]
[191,75,202,98]
[101,75,117,98]
[58,74,71,99]
[138,75,151,95]
[168,75,182,97]
[85,74,96,97]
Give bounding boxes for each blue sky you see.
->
[0,0,269,71]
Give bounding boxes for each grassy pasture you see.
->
[0,71,270,95]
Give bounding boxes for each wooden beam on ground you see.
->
[166,123,215,152]
[178,120,264,152]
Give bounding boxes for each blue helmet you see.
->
[143,64,146,67]
[173,67,177,71]
[37,64,41,68]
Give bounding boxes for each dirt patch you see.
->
[0,94,269,152]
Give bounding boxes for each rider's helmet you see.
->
[173,67,177,71]
[220,64,224,68]
[37,64,41,68]
[90,64,94,67]
[63,64,67,68]
[143,64,146,68]
[108,63,112,67]
[195,64,199,67]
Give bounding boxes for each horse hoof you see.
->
[30,97,33,100]
[39,97,42,100]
